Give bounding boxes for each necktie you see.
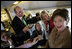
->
[22,17,27,25]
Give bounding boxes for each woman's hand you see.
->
[34,36,40,41]
[24,39,31,44]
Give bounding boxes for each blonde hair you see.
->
[41,10,49,20]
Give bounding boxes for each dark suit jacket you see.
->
[12,16,30,43]
[12,16,26,36]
